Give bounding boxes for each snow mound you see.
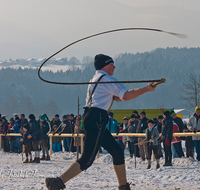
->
[62,152,76,160]
[95,154,113,164]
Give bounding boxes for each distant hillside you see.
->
[0,47,199,118]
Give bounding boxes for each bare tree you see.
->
[181,73,200,109]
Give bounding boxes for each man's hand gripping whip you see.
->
[38,27,186,86]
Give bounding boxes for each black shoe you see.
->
[23,158,29,163]
[46,177,66,190]
[147,165,151,169]
[119,183,131,190]
[35,158,40,163]
[156,164,160,169]
[40,155,46,160]
[166,162,172,166]
[163,163,168,166]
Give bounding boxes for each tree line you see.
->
[0,47,199,118]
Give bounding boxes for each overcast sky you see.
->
[0,0,199,61]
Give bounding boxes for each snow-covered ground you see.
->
[1,149,200,190]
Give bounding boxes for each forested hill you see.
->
[0,47,199,118]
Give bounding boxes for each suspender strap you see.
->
[87,74,106,108]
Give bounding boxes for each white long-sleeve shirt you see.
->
[85,70,128,111]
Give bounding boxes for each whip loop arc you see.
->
[38,27,186,85]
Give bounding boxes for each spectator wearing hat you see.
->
[120,114,140,158]
[69,113,76,152]
[20,123,33,163]
[28,114,41,163]
[157,115,164,133]
[161,111,173,166]
[118,117,129,151]
[106,112,119,136]
[152,117,163,158]
[170,110,184,132]
[8,117,16,153]
[54,114,62,150]
[13,113,19,121]
[132,110,140,119]
[50,118,61,152]
[140,119,160,169]
[1,116,9,152]
[39,114,51,160]
[136,111,148,161]
[54,115,72,152]
[169,109,184,158]
[187,106,200,161]
[13,116,22,153]
[18,114,28,154]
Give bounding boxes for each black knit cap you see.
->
[132,110,139,115]
[29,114,35,120]
[130,114,136,119]
[23,123,29,130]
[94,54,114,70]
[147,119,154,124]
[163,111,170,117]
[157,115,163,120]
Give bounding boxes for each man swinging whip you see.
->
[45,54,156,190]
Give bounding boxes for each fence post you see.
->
[81,135,84,155]
[50,135,53,155]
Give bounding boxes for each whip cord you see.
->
[38,27,186,85]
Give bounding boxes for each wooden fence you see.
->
[1,132,200,156]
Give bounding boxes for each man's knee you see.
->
[113,147,124,165]
[77,158,93,171]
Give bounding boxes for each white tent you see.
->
[174,109,193,123]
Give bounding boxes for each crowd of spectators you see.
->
[0,106,200,167]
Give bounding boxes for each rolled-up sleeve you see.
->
[118,87,128,100]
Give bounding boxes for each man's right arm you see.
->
[123,84,156,101]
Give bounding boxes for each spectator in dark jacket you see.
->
[136,111,148,161]
[1,116,9,152]
[8,118,16,152]
[28,114,41,163]
[55,114,62,151]
[169,110,184,132]
[19,114,28,132]
[39,114,51,160]
[120,114,140,158]
[161,111,173,166]
[13,117,22,153]
[169,109,184,158]
[55,114,61,126]
[157,115,163,133]
[20,123,32,163]
[132,110,140,119]
[54,115,72,152]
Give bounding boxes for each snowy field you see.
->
[1,149,200,190]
